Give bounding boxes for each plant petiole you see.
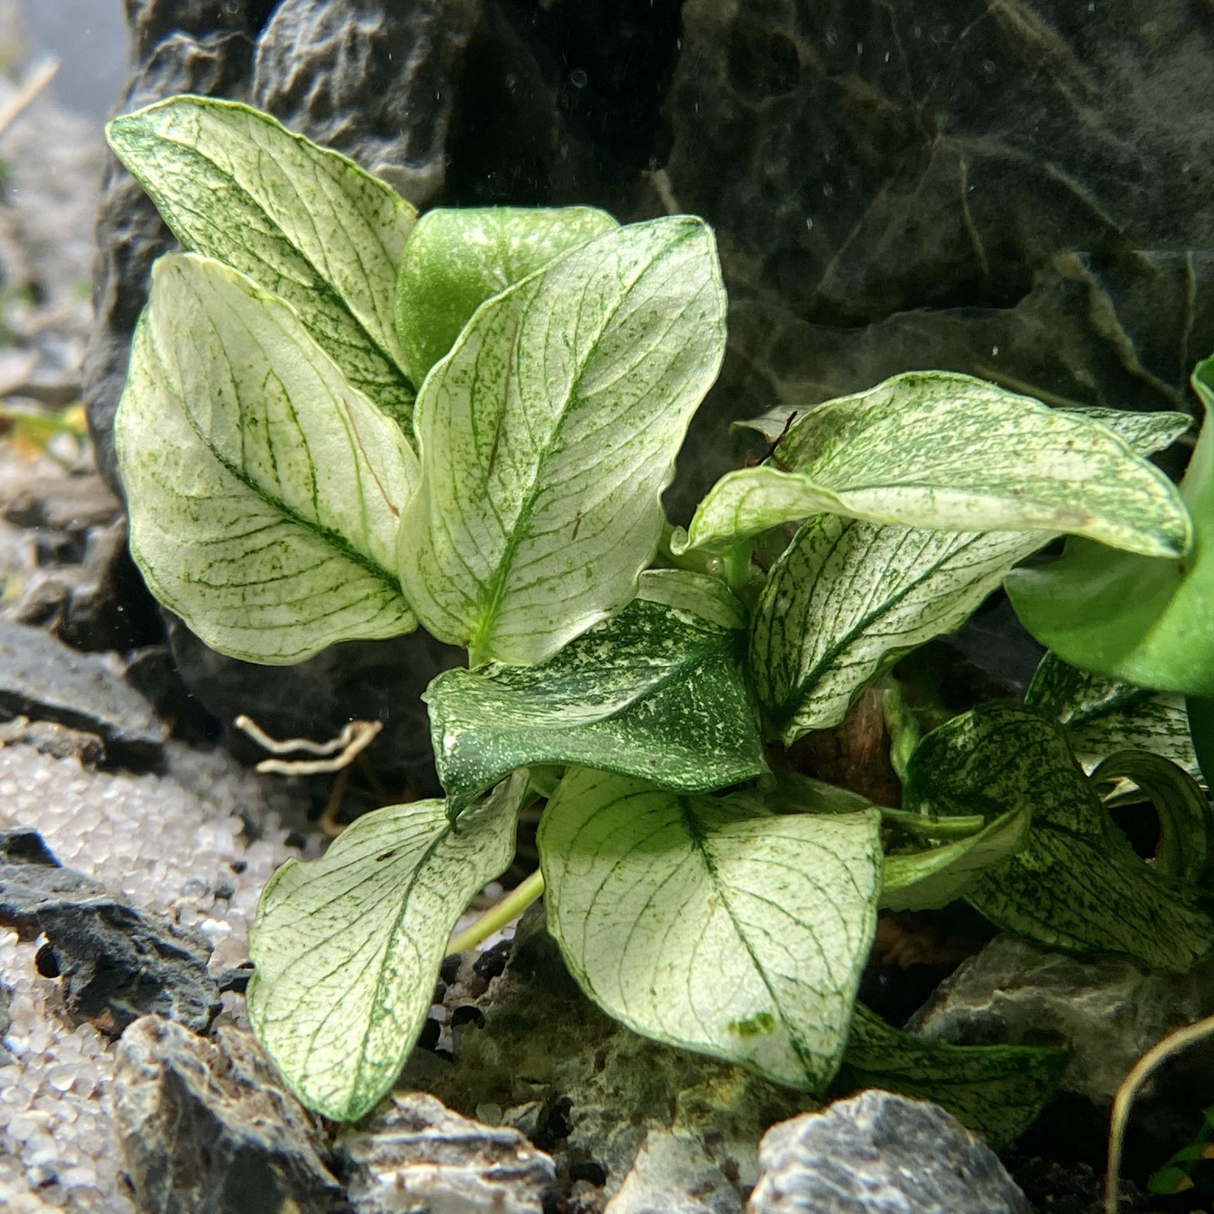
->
[445,867,545,956]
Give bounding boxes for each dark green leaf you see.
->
[838,1003,1067,1148]
[425,570,767,815]
[905,705,1214,971]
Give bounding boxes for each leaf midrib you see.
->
[468,232,692,648]
[125,121,413,401]
[150,327,403,598]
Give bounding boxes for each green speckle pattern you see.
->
[115,255,418,663]
[397,216,727,664]
[247,772,527,1121]
[539,768,883,1092]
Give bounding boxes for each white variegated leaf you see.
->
[683,372,1189,558]
[247,772,527,1121]
[107,96,417,426]
[115,254,417,663]
[539,769,882,1091]
[749,515,1048,743]
[399,217,727,663]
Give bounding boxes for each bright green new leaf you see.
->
[247,771,527,1122]
[838,1003,1067,1147]
[1026,653,1201,785]
[115,254,417,663]
[107,95,417,427]
[395,206,618,385]
[905,705,1214,971]
[426,570,765,816]
[681,371,1190,557]
[398,216,727,664]
[538,769,882,1092]
[749,514,1049,743]
[881,808,1031,912]
[1007,361,1214,696]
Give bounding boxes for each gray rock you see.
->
[0,829,220,1036]
[1,474,122,534]
[421,909,812,1207]
[339,1091,555,1214]
[0,715,106,765]
[252,0,479,208]
[606,1131,743,1214]
[113,1015,341,1214]
[907,934,1214,1106]
[84,0,263,494]
[0,621,166,763]
[746,1090,1031,1214]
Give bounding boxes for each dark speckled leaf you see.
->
[904,705,1214,972]
[426,570,767,815]
[838,1003,1066,1148]
[1026,653,1201,786]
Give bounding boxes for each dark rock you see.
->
[113,1015,341,1214]
[0,621,166,764]
[418,908,811,1206]
[338,1091,555,1214]
[662,0,1214,519]
[50,518,166,652]
[0,474,122,534]
[0,829,219,1036]
[122,645,221,745]
[252,0,479,207]
[747,1090,1032,1214]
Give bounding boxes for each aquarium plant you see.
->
[105,95,1214,1139]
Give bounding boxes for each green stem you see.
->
[445,868,545,956]
[467,646,490,669]
[881,680,920,784]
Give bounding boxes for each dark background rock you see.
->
[0,621,166,765]
[113,1015,342,1214]
[747,1090,1032,1214]
[0,829,220,1036]
[81,0,1214,784]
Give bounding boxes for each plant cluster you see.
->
[107,96,1214,1141]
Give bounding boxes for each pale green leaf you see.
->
[1056,406,1191,454]
[538,768,882,1092]
[880,808,1031,912]
[749,514,1048,743]
[115,254,417,663]
[395,206,618,385]
[107,96,417,427]
[838,1003,1066,1147]
[247,771,527,1121]
[398,216,727,663]
[1026,653,1201,785]
[904,705,1214,971]
[426,570,765,815]
[683,372,1190,557]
